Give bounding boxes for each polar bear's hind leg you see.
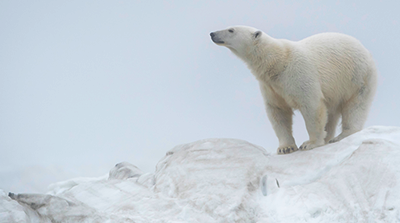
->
[329,71,377,143]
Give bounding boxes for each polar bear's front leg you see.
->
[259,83,298,154]
[265,103,298,154]
[299,99,327,150]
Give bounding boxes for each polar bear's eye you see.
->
[228,29,234,33]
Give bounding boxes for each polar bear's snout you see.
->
[210,32,224,44]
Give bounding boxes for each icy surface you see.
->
[1,126,400,222]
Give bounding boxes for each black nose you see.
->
[210,32,215,37]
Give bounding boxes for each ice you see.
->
[1,126,400,222]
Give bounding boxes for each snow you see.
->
[1,126,400,222]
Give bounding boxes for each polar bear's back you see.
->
[297,33,376,106]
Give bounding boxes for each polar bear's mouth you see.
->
[212,39,225,44]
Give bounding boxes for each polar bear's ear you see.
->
[254,31,262,39]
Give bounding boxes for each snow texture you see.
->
[1,126,400,222]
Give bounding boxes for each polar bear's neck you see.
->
[235,37,291,82]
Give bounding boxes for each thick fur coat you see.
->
[211,26,377,154]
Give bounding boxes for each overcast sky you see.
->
[1,0,400,192]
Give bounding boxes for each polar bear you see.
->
[210,26,377,154]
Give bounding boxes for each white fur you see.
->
[211,26,377,154]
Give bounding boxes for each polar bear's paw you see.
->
[277,145,298,155]
[299,140,324,151]
[328,138,340,144]
[328,133,348,144]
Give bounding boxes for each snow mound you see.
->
[1,126,400,222]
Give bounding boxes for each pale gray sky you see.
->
[1,1,400,192]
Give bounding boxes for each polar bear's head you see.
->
[210,26,263,59]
